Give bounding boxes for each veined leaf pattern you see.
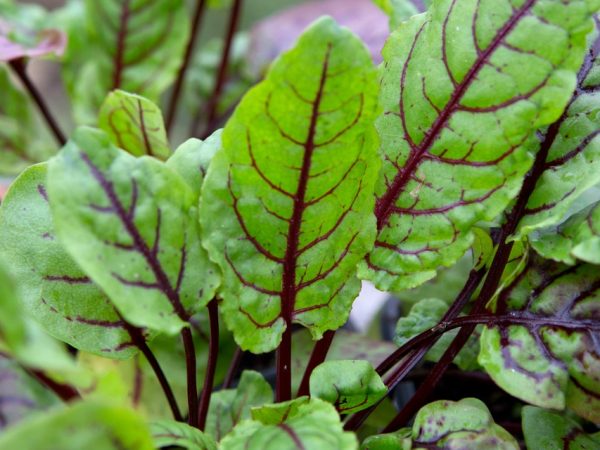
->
[517,30,600,238]
[0,164,138,357]
[359,0,600,291]
[478,255,600,422]
[200,18,379,352]
[98,90,170,160]
[47,127,219,334]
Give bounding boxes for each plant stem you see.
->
[222,347,244,389]
[275,325,292,402]
[8,58,66,146]
[181,327,199,427]
[165,0,208,133]
[296,329,335,397]
[197,298,219,430]
[123,322,182,421]
[192,0,243,138]
[28,369,79,402]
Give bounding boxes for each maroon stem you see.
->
[192,0,243,138]
[165,0,208,133]
[28,369,79,402]
[197,298,219,430]
[296,330,335,397]
[222,347,244,389]
[181,327,199,427]
[8,59,66,146]
[276,326,293,402]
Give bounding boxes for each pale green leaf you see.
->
[372,0,425,29]
[151,420,218,450]
[200,17,380,352]
[360,0,600,291]
[98,90,170,160]
[309,360,387,414]
[360,430,412,450]
[47,127,219,334]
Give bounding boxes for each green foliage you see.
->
[150,420,217,450]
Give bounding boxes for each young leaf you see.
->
[410,398,518,449]
[220,398,358,450]
[531,201,600,265]
[62,0,189,123]
[309,360,387,414]
[0,164,138,358]
[478,256,600,422]
[167,129,222,199]
[360,0,600,291]
[98,90,170,160]
[0,401,154,449]
[360,430,412,450]
[372,0,426,30]
[206,370,273,441]
[517,39,600,238]
[150,420,217,450]
[200,17,380,352]
[47,127,219,334]
[522,406,600,450]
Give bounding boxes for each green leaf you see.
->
[309,360,387,414]
[250,397,310,425]
[150,420,217,450]
[531,201,600,265]
[0,401,154,449]
[394,298,480,371]
[410,398,518,449]
[98,90,170,160]
[221,398,358,450]
[206,370,273,442]
[517,42,600,239]
[200,17,380,352]
[360,0,600,291]
[522,406,600,450]
[167,129,222,199]
[0,354,58,430]
[360,430,412,450]
[478,256,600,422]
[0,163,137,358]
[47,127,219,334]
[372,0,425,30]
[63,0,189,123]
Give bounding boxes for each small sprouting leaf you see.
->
[360,430,412,450]
[394,298,480,370]
[166,130,222,199]
[206,370,273,442]
[200,17,380,352]
[47,127,219,334]
[479,256,600,422]
[150,420,217,450]
[0,355,58,430]
[517,39,600,238]
[531,201,600,265]
[360,0,600,291]
[309,360,387,414]
[0,401,154,449]
[0,164,138,358]
[63,0,189,123]
[221,398,358,450]
[522,406,600,450]
[98,90,170,160]
[410,398,518,449]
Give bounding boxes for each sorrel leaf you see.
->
[0,355,58,430]
[522,406,600,450]
[220,398,358,450]
[478,256,600,422]
[98,90,170,160]
[150,420,218,450]
[62,0,189,123]
[47,127,219,334]
[167,130,222,199]
[517,39,600,238]
[206,370,273,441]
[359,0,600,291]
[0,164,138,358]
[0,401,154,450]
[309,360,387,414]
[200,17,379,352]
[531,201,600,265]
